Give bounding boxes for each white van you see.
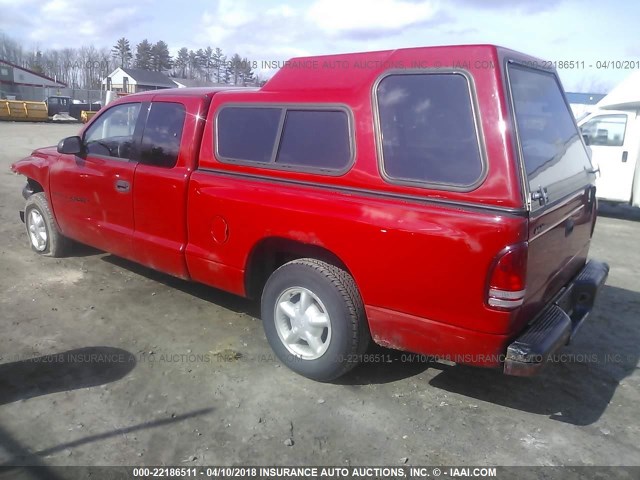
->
[578,109,640,207]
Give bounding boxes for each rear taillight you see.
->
[487,243,528,310]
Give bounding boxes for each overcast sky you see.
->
[1,0,637,92]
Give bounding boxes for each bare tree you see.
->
[0,33,25,65]
[573,75,611,94]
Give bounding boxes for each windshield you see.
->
[508,64,593,210]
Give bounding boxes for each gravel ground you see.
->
[0,122,638,471]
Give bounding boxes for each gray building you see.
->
[0,59,67,99]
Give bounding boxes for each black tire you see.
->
[24,192,69,257]
[261,258,370,381]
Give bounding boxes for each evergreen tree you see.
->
[111,37,132,68]
[240,57,255,86]
[195,48,206,79]
[221,57,232,85]
[187,50,199,79]
[28,50,44,74]
[212,47,225,84]
[174,47,189,78]
[202,46,214,81]
[134,39,153,70]
[229,53,243,85]
[0,31,259,88]
[151,40,172,72]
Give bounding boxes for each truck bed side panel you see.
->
[185,171,527,339]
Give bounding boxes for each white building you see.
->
[102,67,176,93]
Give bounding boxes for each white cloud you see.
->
[1,0,629,92]
[197,0,444,71]
[0,0,38,4]
[452,0,565,13]
[218,0,255,27]
[42,0,71,14]
[200,0,258,45]
[307,0,437,37]
[22,0,149,47]
[199,2,312,61]
[266,5,297,18]
[0,0,39,29]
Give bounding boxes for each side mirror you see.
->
[57,136,83,155]
[582,134,590,146]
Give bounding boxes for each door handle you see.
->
[531,185,549,206]
[115,179,130,192]
[622,151,628,162]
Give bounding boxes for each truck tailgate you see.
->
[520,188,595,326]
[507,62,598,331]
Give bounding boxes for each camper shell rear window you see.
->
[373,70,486,191]
[507,63,593,209]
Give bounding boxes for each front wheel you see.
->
[261,258,370,381]
[24,192,69,257]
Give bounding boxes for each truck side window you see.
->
[84,102,141,160]
[218,107,282,163]
[376,73,483,188]
[580,115,627,147]
[275,110,351,170]
[139,102,186,168]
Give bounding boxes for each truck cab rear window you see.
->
[217,107,282,163]
[376,73,484,188]
[216,106,352,172]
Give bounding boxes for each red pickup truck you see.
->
[12,45,608,381]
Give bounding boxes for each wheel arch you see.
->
[24,177,45,198]
[244,236,354,300]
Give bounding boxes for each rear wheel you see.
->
[261,258,370,381]
[24,192,69,257]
